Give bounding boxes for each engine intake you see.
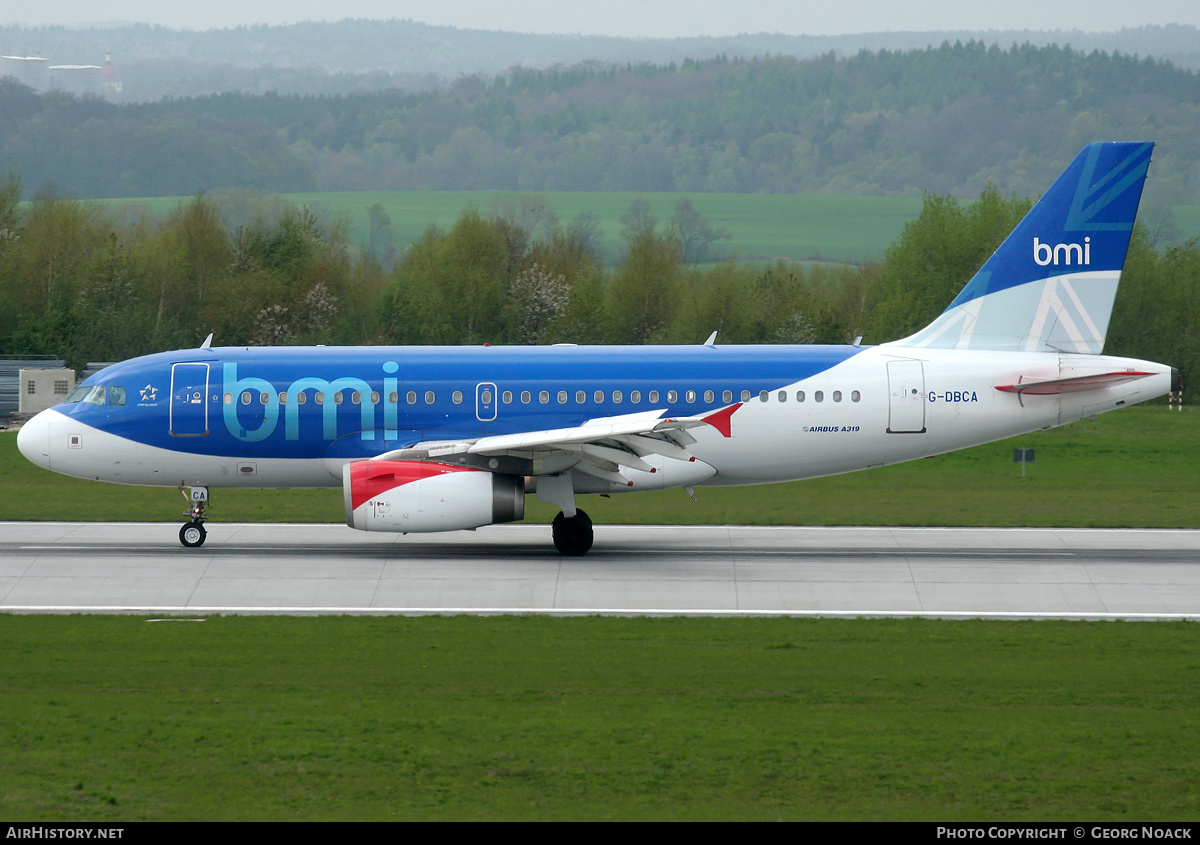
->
[344,460,524,533]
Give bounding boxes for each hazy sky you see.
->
[7,0,1200,37]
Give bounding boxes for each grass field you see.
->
[4,404,1197,528]
[1,614,1197,821]
[104,190,925,264]
[97,193,1200,268]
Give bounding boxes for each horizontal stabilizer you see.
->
[995,371,1155,396]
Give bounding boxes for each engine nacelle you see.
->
[344,460,524,533]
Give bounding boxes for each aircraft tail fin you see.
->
[890,142,1153,353]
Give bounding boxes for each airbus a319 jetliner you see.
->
[17,143,1179,554]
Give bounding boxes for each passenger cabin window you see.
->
[424,391,435,404]
[279,392,288,404]
[558,391,568,404]
[686,390,696,403]
[759,390,769,402]
[576,391,586,404]
[407,391,417,404]
[797,391,805,402]
[452,391,463,405]
[539,391,549,404]
[630,390,641,403]
[521,391,531,404]
[649,391,659,403]
[594,390,604,404]
[833,390,842,402]
[741,390,751,402]
[815,391,824,402]
[852,390,861,402]
[667,390,678,403]
[612,390,623,404]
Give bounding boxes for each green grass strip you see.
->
[4,405,1199,527]
[0,615,1197,821]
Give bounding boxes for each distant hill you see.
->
[2,43,1198,204]
[1,20,1199,101]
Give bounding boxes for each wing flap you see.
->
[372,404,743,474]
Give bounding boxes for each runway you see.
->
[1,522,1198,619]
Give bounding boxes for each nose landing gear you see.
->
[179,485,209,548]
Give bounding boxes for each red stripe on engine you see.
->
[349,460,477,511]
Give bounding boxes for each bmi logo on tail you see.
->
[1033,237,1091,267]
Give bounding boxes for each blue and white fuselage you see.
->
[16,143,1179,553]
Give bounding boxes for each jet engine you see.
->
[343,460,524,532]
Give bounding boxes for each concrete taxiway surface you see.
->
[1,522,1197,619]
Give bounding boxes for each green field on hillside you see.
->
[92,193,1200,268]
[3,405,1197,529]
[103,190,925,264]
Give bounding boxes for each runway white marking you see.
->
[5,606,1200,620]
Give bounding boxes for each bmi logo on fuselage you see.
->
[1033,236,1091,267]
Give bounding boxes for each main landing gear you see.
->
[552,509,593,556]
[179,485,209,548]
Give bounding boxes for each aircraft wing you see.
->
[373,404,741,478]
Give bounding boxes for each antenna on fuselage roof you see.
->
[200,333,214,349]
[703,331,717,347]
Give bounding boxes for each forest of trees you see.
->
[1,175,1196,393]
[5,19,1200,102]
[3,42,1200,203]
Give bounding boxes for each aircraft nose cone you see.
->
[16,409,53,470]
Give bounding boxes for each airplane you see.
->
[16,142,1179,555]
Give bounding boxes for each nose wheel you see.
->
[179,485,209,548]
[179,521,207,548]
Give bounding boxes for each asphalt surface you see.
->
[2,522,1198,618]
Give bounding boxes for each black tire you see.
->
[552,509,593,556]
[179,522,207,548]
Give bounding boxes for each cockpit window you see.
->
[66,386,91,403]
[77,386,106,405]
[109,386,126,406]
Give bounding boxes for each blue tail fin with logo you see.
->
[893,142,1153,353]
